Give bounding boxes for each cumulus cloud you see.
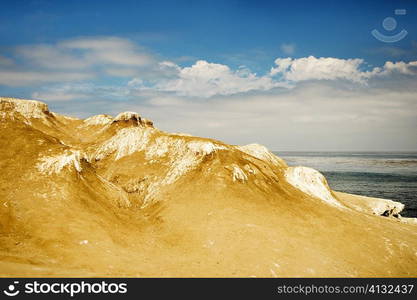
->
[126,57,417,97]
[1,35,416,151]
[21,51,417,151]
[270,56,417,83]
[270,56,367,82]
[2,36,417,103]
[134,60,290,97]
[27,56,417,103]
[379,61,417,75]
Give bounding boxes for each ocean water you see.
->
[274,152,417,217]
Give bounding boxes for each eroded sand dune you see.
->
[0,97,416,277]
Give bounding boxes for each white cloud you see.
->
[280,43,296,55]
[149,60,289,97]
[2,36,417,109]
[27,56,417,103]
[127,57,416,98]
[24,60,417,151]
[3,36,417,152]
[270,56,367,83]
[2,35,416,151]
[379,61,417,75]
[270,56,417,83]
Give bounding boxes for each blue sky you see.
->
[2,1,417,67]
[1,0,417,151]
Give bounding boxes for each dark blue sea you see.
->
[274,152,417,217]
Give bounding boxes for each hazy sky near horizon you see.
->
[1,0,417,151]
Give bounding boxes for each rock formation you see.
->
[0,97,416,277]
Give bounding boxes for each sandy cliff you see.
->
[0,97,416,277]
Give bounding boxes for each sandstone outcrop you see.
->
[1,97,416,277]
